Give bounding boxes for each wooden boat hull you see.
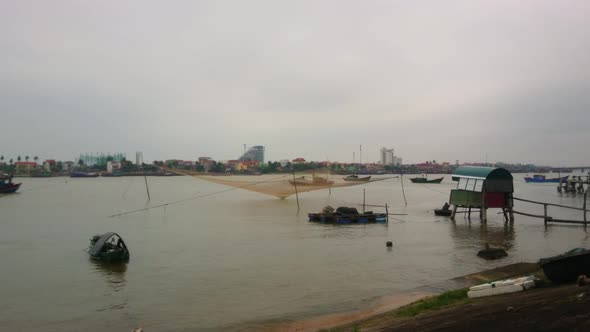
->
[434,209,452,216]
[343,175,371,182]
[88,232,130,262]
[410,177,444,184]
[0,183,21,193]
[540,248,590,284]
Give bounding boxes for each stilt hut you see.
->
[449,166,514,222]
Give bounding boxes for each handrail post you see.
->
[544,204,548,226]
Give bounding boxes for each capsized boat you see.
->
[343,174,371,182]
[0,174,21,194]
[539,248,590,284]
[88,232,130,262]
[524,174,568,183]
[308,206,387,224]
[410,176,444,184]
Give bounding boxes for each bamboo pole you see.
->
[385,203,389,223]
[292,169,300,211]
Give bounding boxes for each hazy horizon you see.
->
[2,1,589,165]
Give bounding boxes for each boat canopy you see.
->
[88,232,122,256]
[452,166,513,181]
[452,166,513,193]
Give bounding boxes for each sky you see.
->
[1,0,589,166]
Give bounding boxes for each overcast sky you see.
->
[1,0,589,165]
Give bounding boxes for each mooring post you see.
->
[543,204,548,226]
[385,203,389,223]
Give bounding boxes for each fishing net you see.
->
[173,169,394,199]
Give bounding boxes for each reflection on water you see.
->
[91,261,128,311]
[451,222,515,251]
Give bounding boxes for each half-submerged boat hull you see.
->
[540,248,590,284]
[308,206,387,224]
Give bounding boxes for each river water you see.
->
[1,174,588,331]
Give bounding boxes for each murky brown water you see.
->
[0,174,588,331]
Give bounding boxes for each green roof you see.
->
[452,166,513,180]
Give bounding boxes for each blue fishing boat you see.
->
[524,174,568,183]
[0,174,21,194]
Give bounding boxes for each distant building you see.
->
[393,157,402,166]
[239,145,265,163]
[15,161,37,175]
[380,148,395,165]
[292,157,306,164]
[63,161,75,171]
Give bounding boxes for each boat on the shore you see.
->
[289,175,334,186]
[524,174,568,183]
[0,174,21,194]
[410,176,444,184]
[88,232,130,262]
[70,171,99,178]
[308,206,387,224]
[539,248,590,284]
[343,174,371,182]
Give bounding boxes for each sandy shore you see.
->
[266,262,539,332]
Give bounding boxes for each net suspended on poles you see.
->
[173,169,395,199]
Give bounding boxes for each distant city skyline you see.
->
[2,1,589,166]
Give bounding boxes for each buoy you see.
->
[386,240,393,247]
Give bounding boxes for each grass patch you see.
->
[396,288,470,317]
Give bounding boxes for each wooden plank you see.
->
[512,210,552,220]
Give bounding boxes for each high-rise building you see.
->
[239,145,265,163]
[380,147,394,165]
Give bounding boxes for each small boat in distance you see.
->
[88,232,130,262]
[410,176,444,184]
[70,171,99,178]
[540,248,590,284]
[0,174,21,194]
[343,174,371,182]
[524,174,568,183]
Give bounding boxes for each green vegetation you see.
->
[396,288,469,317]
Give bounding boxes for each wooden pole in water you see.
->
[385,203,389,223]
[292,168,300,211]
[400,171,407,207]
[144,174,151,201]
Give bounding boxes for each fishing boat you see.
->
[0,174,21,194]
[88,232,130,262]
[308,206,387,224]
[70,171,99,178]
[524,174,568,183]
[343,174,371,182]
[434,203,452,216]
[539,248,590,284]
[410,176,444,184]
